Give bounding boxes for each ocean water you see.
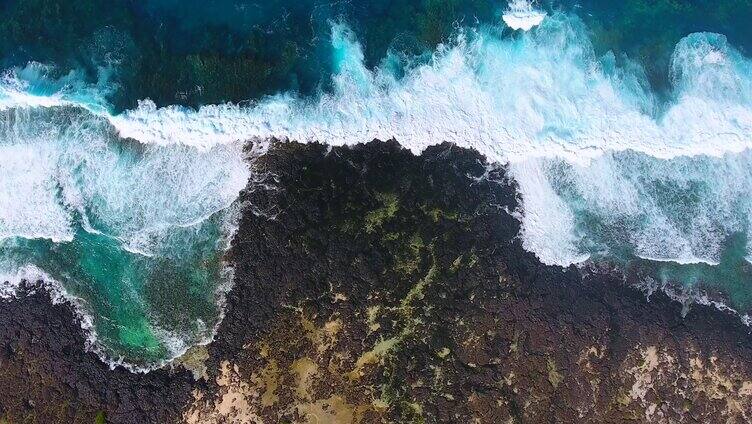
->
[2,0,752,367]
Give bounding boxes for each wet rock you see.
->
[0,285,194,423]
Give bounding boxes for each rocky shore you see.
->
[1,141,752,423]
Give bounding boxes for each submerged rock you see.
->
[1,140,751,423]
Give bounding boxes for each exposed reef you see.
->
[1,140,752,423]
[0,284,194,423]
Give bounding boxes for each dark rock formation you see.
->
[0,285,194,424]
[191,140,752,423]
[1,140,752,423]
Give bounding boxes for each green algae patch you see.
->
[547,358,564,389]
[420,204,460,223]
[348,337,401,380]
[175,345,211,381]
[365,192,400,234]
[400,256,439,316]
[437,347,451,359]
[393,233,426,276]
[94,411,106,424]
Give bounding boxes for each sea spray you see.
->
[102,19,752,162]
[103,19,752,266]
[502,0,546,31]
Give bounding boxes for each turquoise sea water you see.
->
[2,220,225,362]
[2,0,752,366]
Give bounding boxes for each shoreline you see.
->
[2,140,752,423]
[7,243,751,377]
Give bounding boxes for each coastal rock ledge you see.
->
[1,141,752,423]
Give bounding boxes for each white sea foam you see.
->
[91,17,752,267]
[510,159,590,265]
[0,143,75,242]
[0,62,112,112]
[94,20,751,165]
[502,0,546,31]
[0,263,51,298]
[533,149,752,265]
[0,18,733,167]
[0,104,249,254]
